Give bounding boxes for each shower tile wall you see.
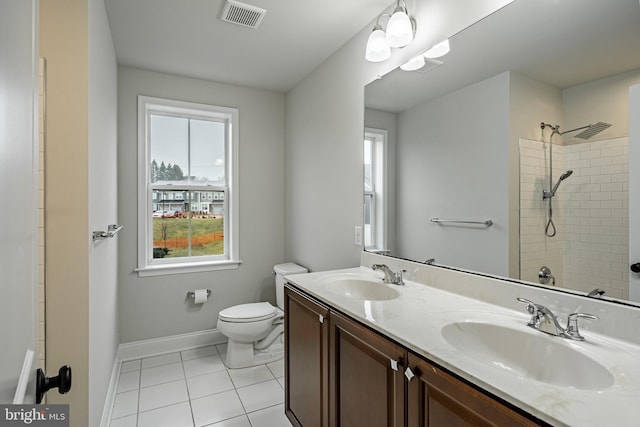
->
[563,138,629,299]
[519,138,564,287]
[519,137,629,299]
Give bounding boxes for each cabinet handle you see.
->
[319,314,324,324]
[390,359,399,371]
[404,367,415,381]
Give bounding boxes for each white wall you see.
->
[117,67,286,343]
[0,0,39,404]
[285,0,515,272]
[563,69,640,142]
[88,0,118,424]
[395,72,510,275]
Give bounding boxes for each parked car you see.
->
[152,210,178,218]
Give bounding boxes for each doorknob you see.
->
[36,365,72,403]
[632,263,640,273]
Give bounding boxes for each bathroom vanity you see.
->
[283,253,640,427]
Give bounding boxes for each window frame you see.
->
[364,128,387,252]
[136,96,241,276]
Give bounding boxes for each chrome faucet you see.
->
[371,264,405,286]
[587,288,606,298]
[516,297,598,341]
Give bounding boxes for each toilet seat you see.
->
[219,302,277,323]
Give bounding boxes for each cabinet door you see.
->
[284,286,330,427]
[329,311,406,427]
[407,353,544,427]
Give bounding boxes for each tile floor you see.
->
[109,344,293,427]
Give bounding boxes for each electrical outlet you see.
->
[354,226,362,246]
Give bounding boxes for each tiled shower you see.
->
[519,137,629,299]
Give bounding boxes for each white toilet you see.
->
[217,262,308,369]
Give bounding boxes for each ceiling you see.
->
[104,0,390,93]
[365,0,640,113]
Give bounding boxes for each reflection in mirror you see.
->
[364,0,640,303]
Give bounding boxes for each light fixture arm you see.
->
[365,0,416,62]
[372,12,391,30]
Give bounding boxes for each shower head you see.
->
[560,122,612,139]
[549,169,573,197]
[559,170,573,181]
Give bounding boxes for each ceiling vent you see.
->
[220,0,266,29]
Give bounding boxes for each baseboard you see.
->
[100,328,227,427]
[117,328,227,361]
[99,354,121,427]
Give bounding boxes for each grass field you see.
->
[153,217,224,257]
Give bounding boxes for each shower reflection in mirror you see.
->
[539,122,610,237]
[519,122,628,298]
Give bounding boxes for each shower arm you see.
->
[559,124,590,135]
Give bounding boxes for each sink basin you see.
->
[441,322,614,390]
[323,277,400,301]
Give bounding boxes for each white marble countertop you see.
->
[285,266,640,427]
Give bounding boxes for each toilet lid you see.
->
[219,302,277,323]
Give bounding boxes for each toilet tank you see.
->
[274,262,308,309]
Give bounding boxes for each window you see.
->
[364,129,387,252]
[137,96,240,276]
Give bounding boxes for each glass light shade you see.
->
[424,39,450,59]
[385,9,413,48]
[400,55,425,71]
[365,28,391,62]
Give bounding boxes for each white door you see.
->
[0,0,40,404]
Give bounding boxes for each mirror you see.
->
[364,0,640,303]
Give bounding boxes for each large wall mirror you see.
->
[364,0,640,304]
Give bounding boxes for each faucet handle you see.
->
[565,313,598,341]
[396,269,406,286]
[516,297,540,327]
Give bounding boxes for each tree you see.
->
[172,164,185,180]
[150,159,159,183]
[159,161,167,181]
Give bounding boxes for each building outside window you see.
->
[137,96,240,276]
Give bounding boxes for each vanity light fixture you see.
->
[400,38,449,71]
[365,0,416,62]
[385,0,414,48]
[423,39,450,59]
[365,19,392,62]
[399,54,425,71]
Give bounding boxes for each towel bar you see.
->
[430,218,493,227]
[92,224,124,240]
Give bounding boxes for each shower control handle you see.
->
[538,266,555,285]
[631,263,640,273]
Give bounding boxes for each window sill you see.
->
[136,259,242,277]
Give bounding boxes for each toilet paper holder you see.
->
[187,289,211,300]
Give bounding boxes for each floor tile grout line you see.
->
[109,344,289,427]
[180,351,198,427]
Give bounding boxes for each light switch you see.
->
[354,226,362,246]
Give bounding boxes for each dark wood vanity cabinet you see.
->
[284,286,330,427]
[285,285,545,427]
[406,353,542,427]
[329,310,406,427]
